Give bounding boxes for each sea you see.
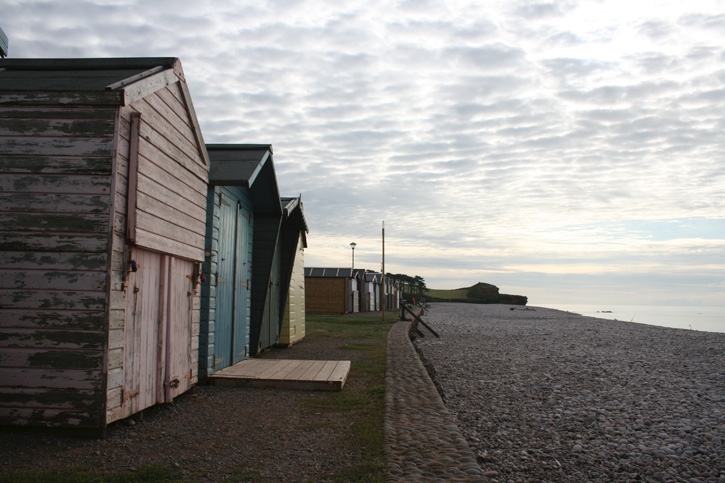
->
[536,304,725,334]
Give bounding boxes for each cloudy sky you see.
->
[4,0,724,306]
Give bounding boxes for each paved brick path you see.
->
[384,321,489,482]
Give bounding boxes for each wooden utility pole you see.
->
[381,221,385,322]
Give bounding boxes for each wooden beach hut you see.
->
[364,272,382,312]
[278,197,308,346]
[201,145,285,363]
[0,57,209,434]
[304,268,363,314]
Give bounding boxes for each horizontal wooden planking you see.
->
[0,192,110,213]
[0,367,102,389]
[0,251,107,270]
[107,347,123,369]
[133,96,207,182]
[0,289,106,310]
[106,387,122,410]
[0,106,116,121]
[0,309,105,330]
[0,173,111,195]
[109,288,126,311]
[134,212,205,258]
[0,213,109,234]
[136,191,206,236]
[108,328,123,350]
[0,269,107,291]
[132,227,204,262]
[0,136,114,157]
[0,328,106,350]
[0,387,102,409]
[0,156,113,175]
[109,308,124,330]
[0,233,109,252]
[136,172,206,222]
[154,84,193,134]
[106,405,123,425]
[136,145,207,208]
[0,348,103,370]
[0,407,103,430]
[0,118,115,138]
[122,68,179,106]
[0,91,123,106]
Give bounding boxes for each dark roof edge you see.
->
[206,144,273,153]
[0,57,179,70]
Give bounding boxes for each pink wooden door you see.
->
[123,248,164,416]
[123,249,195,418]
[163,256,195,401]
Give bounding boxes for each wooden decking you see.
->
[208,359,351,391]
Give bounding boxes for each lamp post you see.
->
[350,242,357,270]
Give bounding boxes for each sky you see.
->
[3,0,724,307]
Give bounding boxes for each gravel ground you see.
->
[414,303,725,483]
[0,335,367,482]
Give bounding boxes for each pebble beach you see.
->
[414,303,725,483]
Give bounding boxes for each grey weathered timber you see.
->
[0,57,208,434]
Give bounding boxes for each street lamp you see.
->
[350,242,357,270]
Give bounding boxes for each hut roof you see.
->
[0,57,187,101]
[305,268,365,279]
[206,144,281,215]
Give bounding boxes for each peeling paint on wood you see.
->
[0,387,102,409]
[0,290,106,310]
[0,270,107,291]
[0,157,113,175]
[0,328,105,349]
[0,213,109,233]
[0,251,107,270]
[0,137,114,157]
[0,62,208,432]
[0,174,111,194]
[0,118,115,137]
[0,193,110,213]
[0,234,108,253]
[0,368,102,390]
[0,348,103,369]
[0,91,123,106]
[0,309,105,330]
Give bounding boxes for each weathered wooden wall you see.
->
[106,82,206,424]
[280,233,305,346]
[0,101,116,430]
[199,185,253,379]
[304,278,349,314]
[249,215,282,354]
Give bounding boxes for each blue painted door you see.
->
[214,192,236,371]
[232,203,250,364]
[215,192,253,370]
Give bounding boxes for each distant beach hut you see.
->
[201,145,303,362]
[0,57,209,434]
[304,268,363,314]
[363,272,382,312]
[278,197,308,346]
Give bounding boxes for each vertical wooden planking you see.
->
[126,112,140,243]
[165,256,195,401]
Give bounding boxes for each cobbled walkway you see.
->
[384,320,489,482]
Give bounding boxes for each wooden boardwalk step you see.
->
[208,359,351,391]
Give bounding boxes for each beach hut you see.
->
[304,268,363,314]
[0,57,209,434]
[384,276,401,311]
[278,197,308,346]
[363,272,382,312]
[201,145,284,363]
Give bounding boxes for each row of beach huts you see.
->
[0,57,401,435]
